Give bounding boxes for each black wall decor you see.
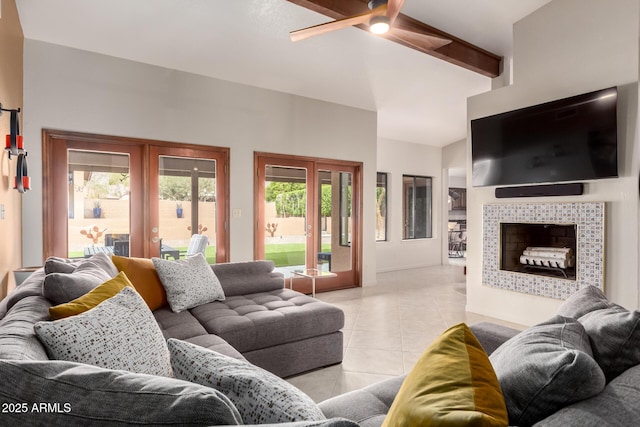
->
[1,103,30,193]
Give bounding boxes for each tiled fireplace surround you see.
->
[483,202,605,300]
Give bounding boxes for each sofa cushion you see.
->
[533,364,640,426]
[490,315,605,426]
[49,271,133,320]
[112,255,168,311]
[0,295,51,360]
[211,260,284,297]
[557,285,640,382]
[382,323,507,427]
[168,338,325,424]
[43,259,113,304]
[189,289,344,353]
[35,287,173,377]
[0,359,242,426]
[153,253,225,313]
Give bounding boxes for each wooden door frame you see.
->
[42,129,229,262]
[254,154,315,268]
[254,152,363,291]
[149,145,229,262]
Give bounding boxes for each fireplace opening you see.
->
[500,223,577,280]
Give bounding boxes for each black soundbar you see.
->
[495,183,584,198]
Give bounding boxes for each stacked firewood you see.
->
[519,247,574,269]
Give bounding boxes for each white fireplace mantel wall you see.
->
[465,0,640,326]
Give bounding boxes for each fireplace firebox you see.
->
[500,223,577,280]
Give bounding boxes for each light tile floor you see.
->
[286,263,523,403]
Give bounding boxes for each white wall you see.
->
[376,137,442,272]
[442,139,466,173]
[466,0,640,326]
[22,41,379,284]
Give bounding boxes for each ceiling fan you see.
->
[289,0,451,50]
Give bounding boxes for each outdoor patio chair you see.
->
[180,234,208,258]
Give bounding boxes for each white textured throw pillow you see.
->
[152,253,225,313]
[34,287,173,377]
[168,338,325,424]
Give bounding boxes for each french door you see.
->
[254,153,362,292]
[43,130,229,262]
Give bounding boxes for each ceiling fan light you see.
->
[370,16,390,34]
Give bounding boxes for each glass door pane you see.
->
[67,150,131,259]
[158,156,217,263]
[263,165,309,269]
[317,170,352,272]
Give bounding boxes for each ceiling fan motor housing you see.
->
[368,0,387,11]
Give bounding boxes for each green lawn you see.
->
[265,243,331,267]
[69,243,328,267]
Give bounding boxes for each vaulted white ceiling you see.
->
[15,0,551,146]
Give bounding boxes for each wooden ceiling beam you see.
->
[286,0,502,78]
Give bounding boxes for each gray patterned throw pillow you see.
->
[152,253,225,313]
[168,338,326,424]
[34,287,173,377]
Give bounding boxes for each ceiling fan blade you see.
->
[290,4,387,42]
[389,27,452,50]
[386,0,406,24]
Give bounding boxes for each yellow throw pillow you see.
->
[49,271,134,320]
[111,255,168,311]
[382,323,508,427]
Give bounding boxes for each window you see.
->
[403,175,432,239]
[376,172,388,241]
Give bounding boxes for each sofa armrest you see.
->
[470,322,521,355]
[211,260,284,296]
[318,375,406,426]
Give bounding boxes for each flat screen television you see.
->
[471,87,618,187]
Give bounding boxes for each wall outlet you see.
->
[0,204,4,220]
[232,208,242,218]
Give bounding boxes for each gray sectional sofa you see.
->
[0,257,344,378]
[0,255,351,425]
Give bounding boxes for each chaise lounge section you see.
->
[154,260,345,377]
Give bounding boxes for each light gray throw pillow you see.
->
[556,285,612,319]
[44,256,81,274]
[0,359,242,426]
[42,253,118,305]
[152,253,225,313]
[44,252,118,277]
[35,287,173,377]
[490,315,605,426]
[168,338,325,424]
[557,285,640,382]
